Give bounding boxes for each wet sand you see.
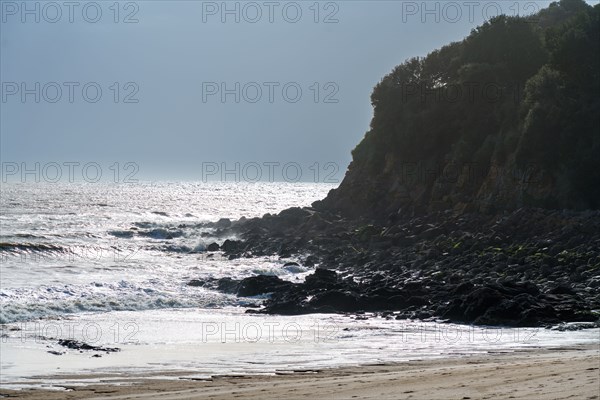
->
[1,345,598,399]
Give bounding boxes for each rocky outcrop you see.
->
[205,207,600,326]
[201,266,597,326]
[314,1,599,220]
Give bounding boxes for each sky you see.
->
[1,0,597,182]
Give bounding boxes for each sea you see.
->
[1,182,598,390]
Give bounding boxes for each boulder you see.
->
[215,218,232,229]
[278,207,311,224]
[548,284,577,295]
[207,242,220,251]
[187,279,205,287]
[309,290,360,312]
[221,239,241,253]
[236,275,293,297]
[216,277,240,294]
[304,268,339,290]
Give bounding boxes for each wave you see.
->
[0,296,189,324]
[110,220,210,241]
[13,234,48,239]
[156,243,207,253]
[138,228,185,239]
[108,230,135,238]
[0,281,255,324]
[0,242,70,255]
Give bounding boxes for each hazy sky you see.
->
[1,1,596,182]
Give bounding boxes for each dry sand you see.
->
[2,346,598,400]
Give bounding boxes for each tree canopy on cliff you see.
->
[332,0,599,217]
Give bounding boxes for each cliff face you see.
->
[315,0,599,220]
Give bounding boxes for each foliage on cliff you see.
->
[316,0,599,219]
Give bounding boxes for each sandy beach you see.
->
[2,345,598,400]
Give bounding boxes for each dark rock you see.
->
[222,239,241,253]
[442,286,505,322]
[304,255,317,267]
[207,242,220,251]
[278,207,311,224]
[260,299,307,315]
[358,292,408,311]
[187,279,205,287]
[495,280,541,296]
[57,339,120,353]
[402,281,427,296]
[405,296,429,307]
[236,275,293,297]
[309,290,360,312]
[216,277,240,294]
[453,282,474,295]
[215,218,232,229]
[304,268,338,290]
[548,284,577,295]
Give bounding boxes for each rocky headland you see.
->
[193,0,600,328]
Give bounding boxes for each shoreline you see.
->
[2,344,598,399]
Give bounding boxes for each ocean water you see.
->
[0,181,333,323]
[0,182,598,389]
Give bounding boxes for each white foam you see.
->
[1,308,598,389]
